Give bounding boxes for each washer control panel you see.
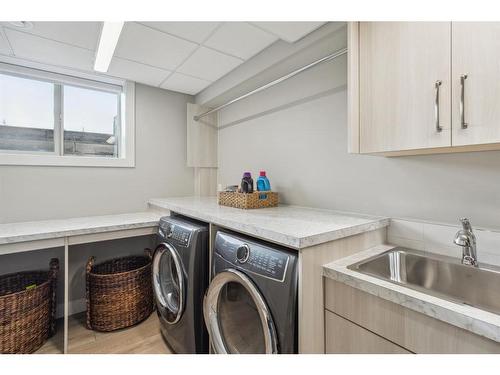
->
[215,232,289,282]
[171,225,191,246]
[159,221,191,247]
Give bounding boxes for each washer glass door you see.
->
[153,243,185,324]
[204,269,278,354]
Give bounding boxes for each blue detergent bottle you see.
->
[257,171,271,191]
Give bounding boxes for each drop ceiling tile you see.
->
[0,30,12,55]
[1,22,101,50]
[140,22,220,43]
[252,22,325,43]
[108,57,171,87]
[204,22,278,60]
[160,72,212,95]
[115,22,197,70]
[5,28,95,70]
[177,46,243,82]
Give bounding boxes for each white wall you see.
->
[0,83,194,223]
[389,219,500,266]
[217,25,500,231]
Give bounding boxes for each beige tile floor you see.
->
[36,312,171,354]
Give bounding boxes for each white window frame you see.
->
[0,62,135,168]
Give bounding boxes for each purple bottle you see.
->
[241,172,254,193]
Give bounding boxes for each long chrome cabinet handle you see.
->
[460,74,468,129]
[435,80,442,132]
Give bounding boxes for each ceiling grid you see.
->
[0,21,325,95]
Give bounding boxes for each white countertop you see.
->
[148,196,389,249]
[0,211,163,245]
[323,245,500,344]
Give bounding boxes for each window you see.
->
[0,73,55,152]
[0,63,135,167]
[63,85,120,158]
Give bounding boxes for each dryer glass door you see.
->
[204,269,278,354]
[153,243,185,324]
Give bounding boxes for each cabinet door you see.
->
[359,22,452,153]
[325,310,411,354]
[452,22,500,146]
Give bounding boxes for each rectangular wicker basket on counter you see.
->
[218,191,278,209]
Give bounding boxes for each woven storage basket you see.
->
[0,258,59,354]
[218,191,279,209]
[86,250,154,332]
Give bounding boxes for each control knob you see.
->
[236,244,251,263]
[165,225,174,238]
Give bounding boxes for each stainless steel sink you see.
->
[348,248,500,315]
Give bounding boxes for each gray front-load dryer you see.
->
[153,215,209,353]
[204,230,298,354]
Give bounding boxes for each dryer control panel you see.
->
[215,232,290,282]
[244,246,289,281]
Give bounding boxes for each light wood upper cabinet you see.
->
[349,21,500,156]
[359,22,452,153]
[452,22,500,146]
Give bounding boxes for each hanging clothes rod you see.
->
[193,46,348,121]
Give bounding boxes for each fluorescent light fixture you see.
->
[94,22,124,73]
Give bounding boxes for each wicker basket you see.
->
[86,250,154,332]
[0,258,59,354]
[218,191,279,209]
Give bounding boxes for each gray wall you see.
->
[217,27,500,231]
[0,83,194,223]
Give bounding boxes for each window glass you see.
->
[63,85,120,157]
[0,73,55,152]
[0,66,127,165]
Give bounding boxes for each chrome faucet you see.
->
[453,218,478,267]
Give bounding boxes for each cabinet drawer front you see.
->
[324,277,500,353]
[325,310,411,354]
[359,22,452,153]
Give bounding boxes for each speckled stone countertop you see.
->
[0,211,163,245]
[148,196,389,249]
[323,245,500,343]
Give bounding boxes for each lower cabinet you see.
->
[324,278,500,354]
[325,311,411,354]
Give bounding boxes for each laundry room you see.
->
[1,1,500,374]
